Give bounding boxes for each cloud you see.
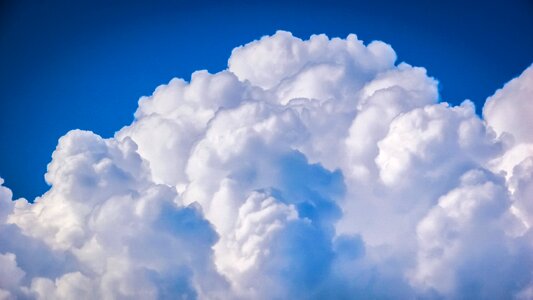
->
[409,169,532,298]
[0,31,532,299]
[483,66,533,144]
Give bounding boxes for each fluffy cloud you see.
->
[483,66,533,144]
[0,31,532,299]
[409,169,531,298]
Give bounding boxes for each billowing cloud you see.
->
[0,31,532,299]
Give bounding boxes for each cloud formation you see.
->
[0,31,532,299]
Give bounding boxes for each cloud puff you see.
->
[0,31,532,299]
[483,66,533,144]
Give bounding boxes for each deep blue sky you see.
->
[1,0,532,200]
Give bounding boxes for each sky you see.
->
[1,0,532,200]
[1,1,533,299]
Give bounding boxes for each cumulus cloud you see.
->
[0,31,532,299]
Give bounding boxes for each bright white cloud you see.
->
[483,66,533,144]
[0,31,532,299]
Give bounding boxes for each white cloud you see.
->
[0,31,532,299]
[409,169,531,298]
[484,66,533,144]
[0,252,25,299]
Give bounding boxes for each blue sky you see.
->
[1,0,532,200]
